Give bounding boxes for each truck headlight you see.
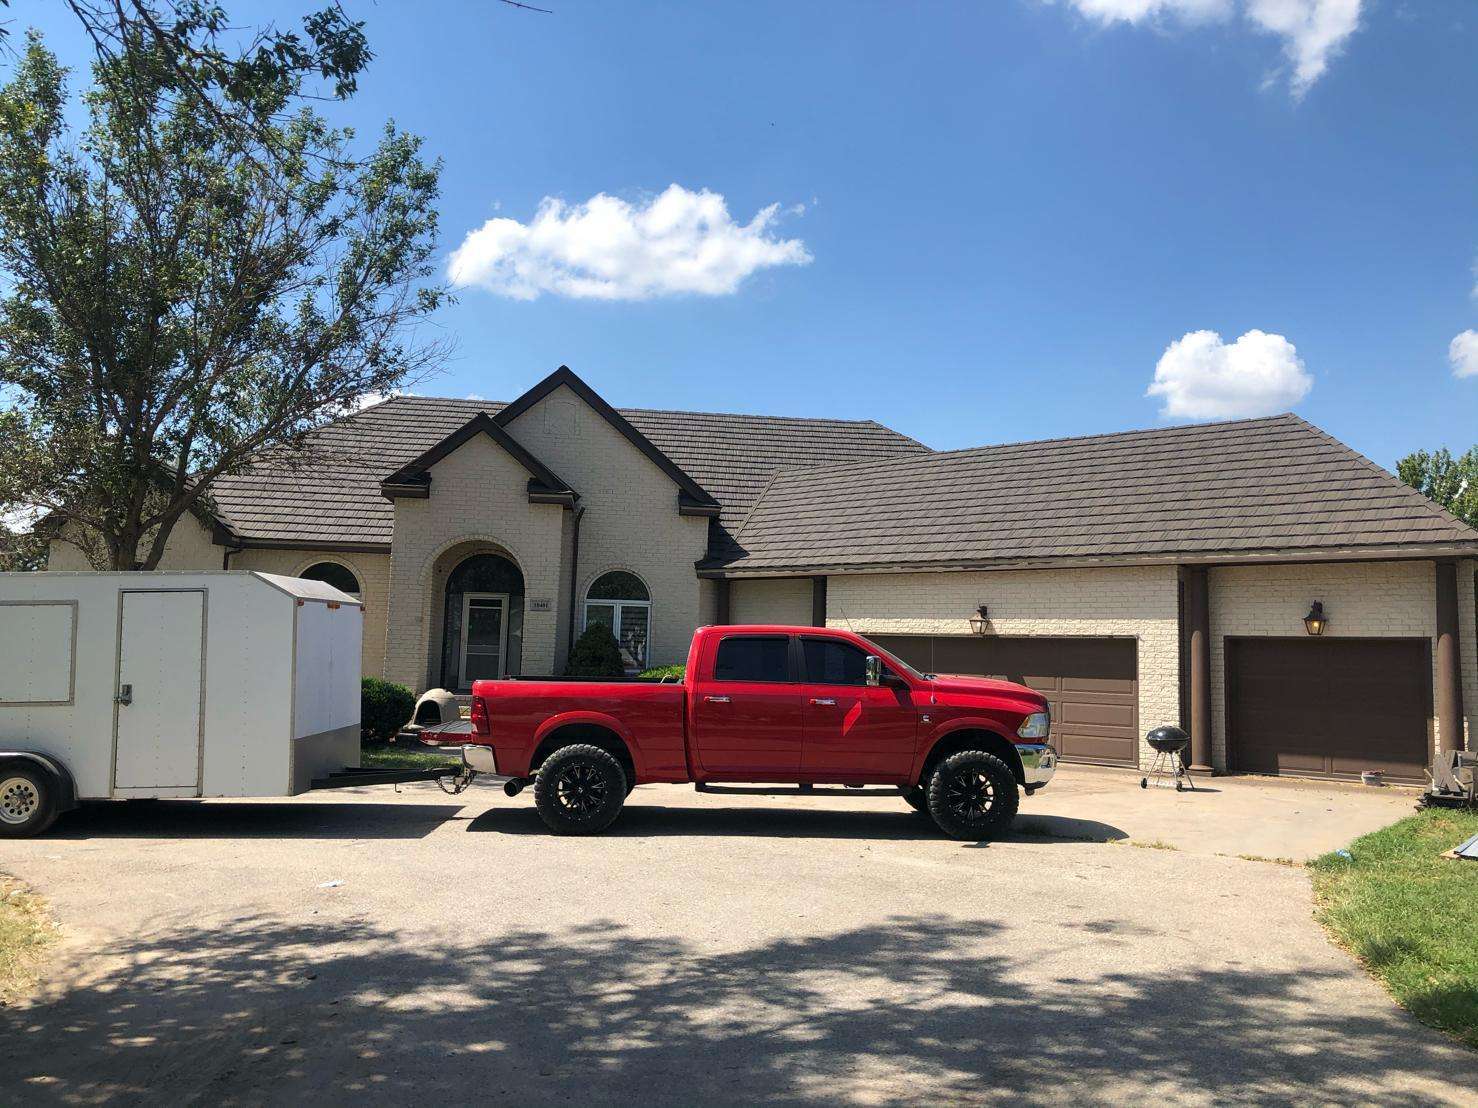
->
[1017,712,1050,740]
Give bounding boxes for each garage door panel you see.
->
[870,635,1140,767]
[1227,638,1429,783]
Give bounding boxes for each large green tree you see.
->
[1397,446,1478,529]
[0,5,447,570]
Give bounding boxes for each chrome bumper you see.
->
[1018,743,1057,789]
[461,744,499,775]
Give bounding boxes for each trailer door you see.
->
[113,590,206,792]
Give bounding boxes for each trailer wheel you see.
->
[533,744,627,835]
[925,750,1019,841]
[0,765,59,838]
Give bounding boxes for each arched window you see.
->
[584,571,651,671]
[300,561,361,598]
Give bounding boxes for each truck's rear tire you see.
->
[0,765,59,838]
[533,744,627,835]
[925,750,1018,841]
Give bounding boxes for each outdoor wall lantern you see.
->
[1303,601,1328,637]
[968,605,992,636]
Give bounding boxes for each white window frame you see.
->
[459,591,509,687]
[582,574,652,672]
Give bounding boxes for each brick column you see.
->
[1435,559,1464,755]
[1184,565,1212,771]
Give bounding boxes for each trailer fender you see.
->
[0,751,78,812]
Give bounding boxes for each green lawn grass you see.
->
[1309,808,1478,1049]
[0,877,56,1005]
[359,744,462,770]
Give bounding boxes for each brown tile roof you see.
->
[706,414,1478,573]
[208,395,931,550]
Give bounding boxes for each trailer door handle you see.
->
[810,697,836,706]
[115,683,133,706]
[703,695,731,704]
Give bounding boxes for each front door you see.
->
[113,590,206,791]
[459,592,508,687]
[798,636,918,780]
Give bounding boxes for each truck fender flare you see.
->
[0,750,79,811]
[912,720,1024,786]
[530,711,646,776]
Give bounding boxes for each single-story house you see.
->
[48,365,1478,779]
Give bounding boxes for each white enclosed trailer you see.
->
[0,571,372,835]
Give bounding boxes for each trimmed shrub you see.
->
[565,625,625,677]
[361,677,415,744]
[639,664,685,681]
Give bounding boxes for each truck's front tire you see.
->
[0,765,59,838]
[925,750,1019,841]
[533,744,627,835]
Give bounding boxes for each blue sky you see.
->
[19,1,1478,467]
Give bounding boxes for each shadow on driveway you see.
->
[1,912,1461,1103]
[51,800,466,841]
[467,802,1128,844]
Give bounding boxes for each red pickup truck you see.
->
[452,624,1057,840]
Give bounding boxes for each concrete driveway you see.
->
[1,766,1469,1105]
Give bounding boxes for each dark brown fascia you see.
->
[496,365,722,515]
[378,411,579,508]
[211,521,391,554]
[695,540,1478,578]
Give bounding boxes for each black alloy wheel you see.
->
[533,744,627,835]
[925,750,1019,841]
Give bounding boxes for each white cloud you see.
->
[1450,330,1478,379]
[1246,0,1362,94]
[1146,329,1313,419]
[1051,0,1362,94]
[447,184,813,301]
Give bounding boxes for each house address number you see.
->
[528,597,552,612]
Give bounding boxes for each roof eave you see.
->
[698,540,1478,578]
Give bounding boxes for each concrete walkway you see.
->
[0,771,1468,1105]
[1021,762,1421,861]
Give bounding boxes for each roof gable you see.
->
[379,412,577,506]
[708,413,1478,573]
[495,366,721,516]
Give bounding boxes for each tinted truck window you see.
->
[802,638,869,685]
[713,636,790,682]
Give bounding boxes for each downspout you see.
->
[221,540,245,569]
[566,506,587,650]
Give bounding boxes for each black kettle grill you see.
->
[1141,725,1195,791]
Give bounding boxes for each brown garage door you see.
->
[869,636,1139,766]
[1226,638,1430,782]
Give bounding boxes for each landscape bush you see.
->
[361,677,415,744]
[639,664,685,681]
[565,625,625,677]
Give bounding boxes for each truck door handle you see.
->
[810,697,836,706]
[704,695,731,704]
[115,683,133,706]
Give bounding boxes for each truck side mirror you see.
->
[864,655,883,687]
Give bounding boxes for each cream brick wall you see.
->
[825,565,1182,767]
[1208,560,1477,769]
[504,385,711,671]
[730,577,813,625]
[232,548,390,680]
[383,433,566,691]
[47,513,221,571]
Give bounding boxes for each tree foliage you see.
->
[0,6,446,570]
[1396,447,1478,529]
